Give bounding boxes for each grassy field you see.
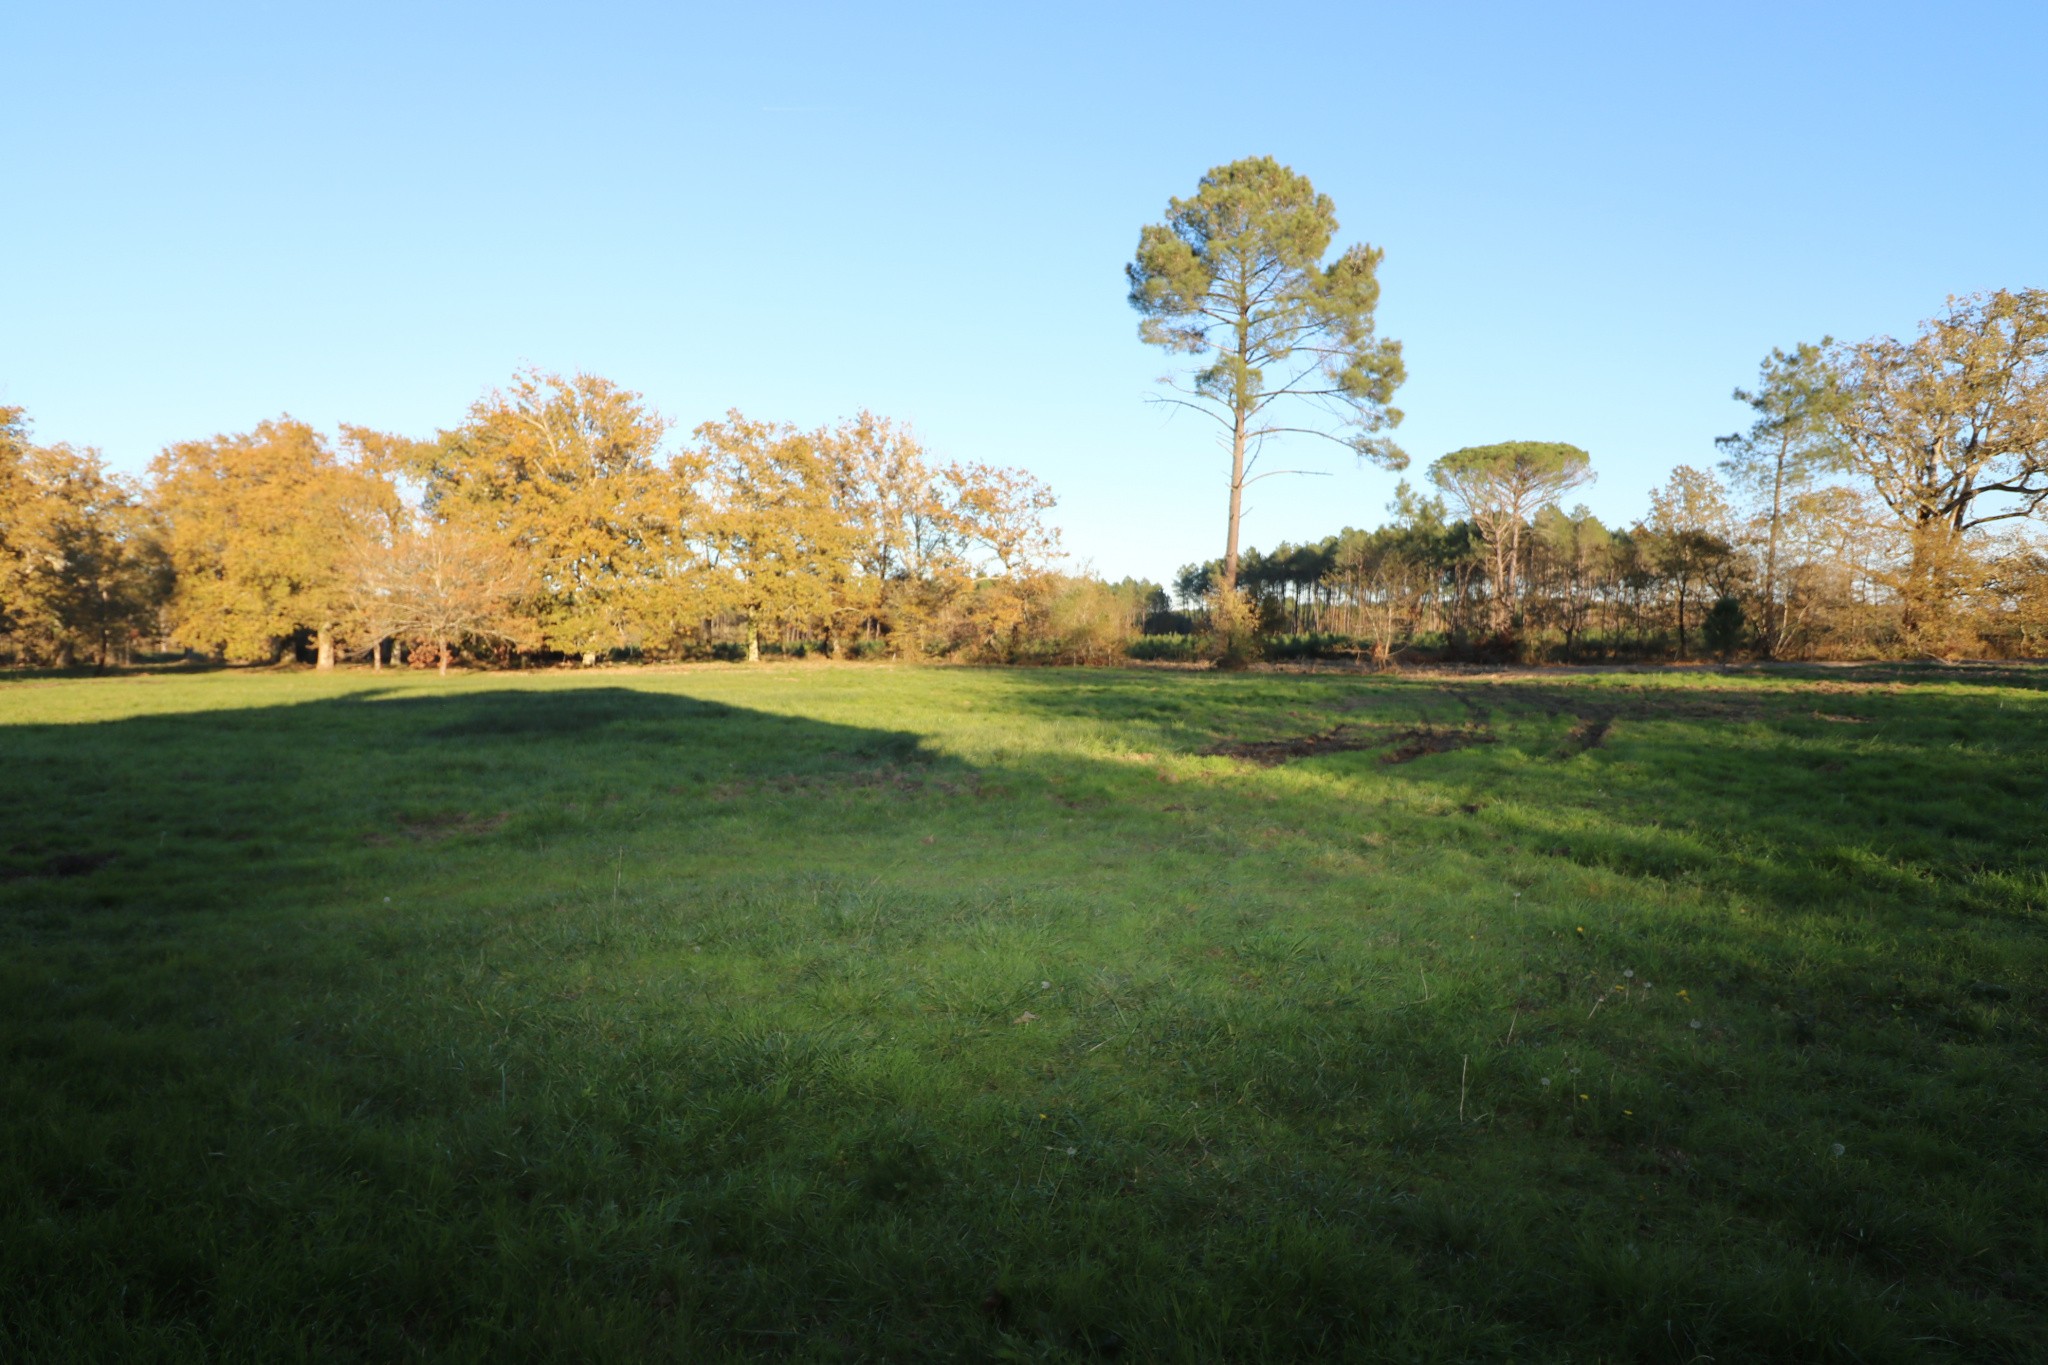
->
[2,661,2044,1362]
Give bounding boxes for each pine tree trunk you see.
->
[1764,439,1786,657]
[1222,407,1247,594]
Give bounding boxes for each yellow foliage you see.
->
[150,418,397,663]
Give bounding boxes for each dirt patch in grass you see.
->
[1203,725,1388,766]
[1382,726,1496,765]
[1554,714,1613,758]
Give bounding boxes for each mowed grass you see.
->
[1,662,2044,1363]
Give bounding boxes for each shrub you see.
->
[1141,609,1195,636]
[1703,596,1746,658]
[1037,577,1143,664]
[1127,634,1200,662]
[1261,632,1362,661]
[1206,587,1263,670]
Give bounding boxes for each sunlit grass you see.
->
[2,662,2043,1361]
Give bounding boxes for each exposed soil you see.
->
[1203,725,1389,766]
[1554,715,1613,758]
[1382,727,1496,765]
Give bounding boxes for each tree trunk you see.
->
[438,638,450,676]
[745,618,760,663]
[371,638,383,671]
[1489,541,1512,636]
[1763,438,1786,656]
[1222,407,1248,593]
[316,624,335,670]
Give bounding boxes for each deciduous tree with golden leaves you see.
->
[416,370,685,660]
[149,418,398,665]
[1828,289,2048,645]
[2,432,168,667]
[696,413,859,662]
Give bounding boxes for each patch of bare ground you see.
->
[1553,714,1613,758]
[1202,725,1388,766]
[1381,726,1495,765]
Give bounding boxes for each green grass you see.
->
[2,661,2044,1362]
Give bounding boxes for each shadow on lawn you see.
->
[0,685,951,899]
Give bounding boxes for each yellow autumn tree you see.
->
[416,370,683,660]
[926,460,1061,659]
[150,418,399,665]
[696,413,858,662]
[346,520,535,674]
[688,410,1060,661]
[810,411,963,655]
[2,436,168,667]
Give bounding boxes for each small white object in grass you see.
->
[1623,969,1634,979]
[1065,1146,1076,1156]
[1689,1019,1703,1030]
[384,897,391,903]
[1040,981,1051,990]
[1539,1077,1551,1088]
[1830,1142,1846,1157]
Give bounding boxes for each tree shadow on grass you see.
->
[0,685,947,902]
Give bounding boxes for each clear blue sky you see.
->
[6,2,2044,582]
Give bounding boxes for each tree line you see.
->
[0,371,1094,670]
[1148,293,2048,665]
[1127,158,2047,664]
